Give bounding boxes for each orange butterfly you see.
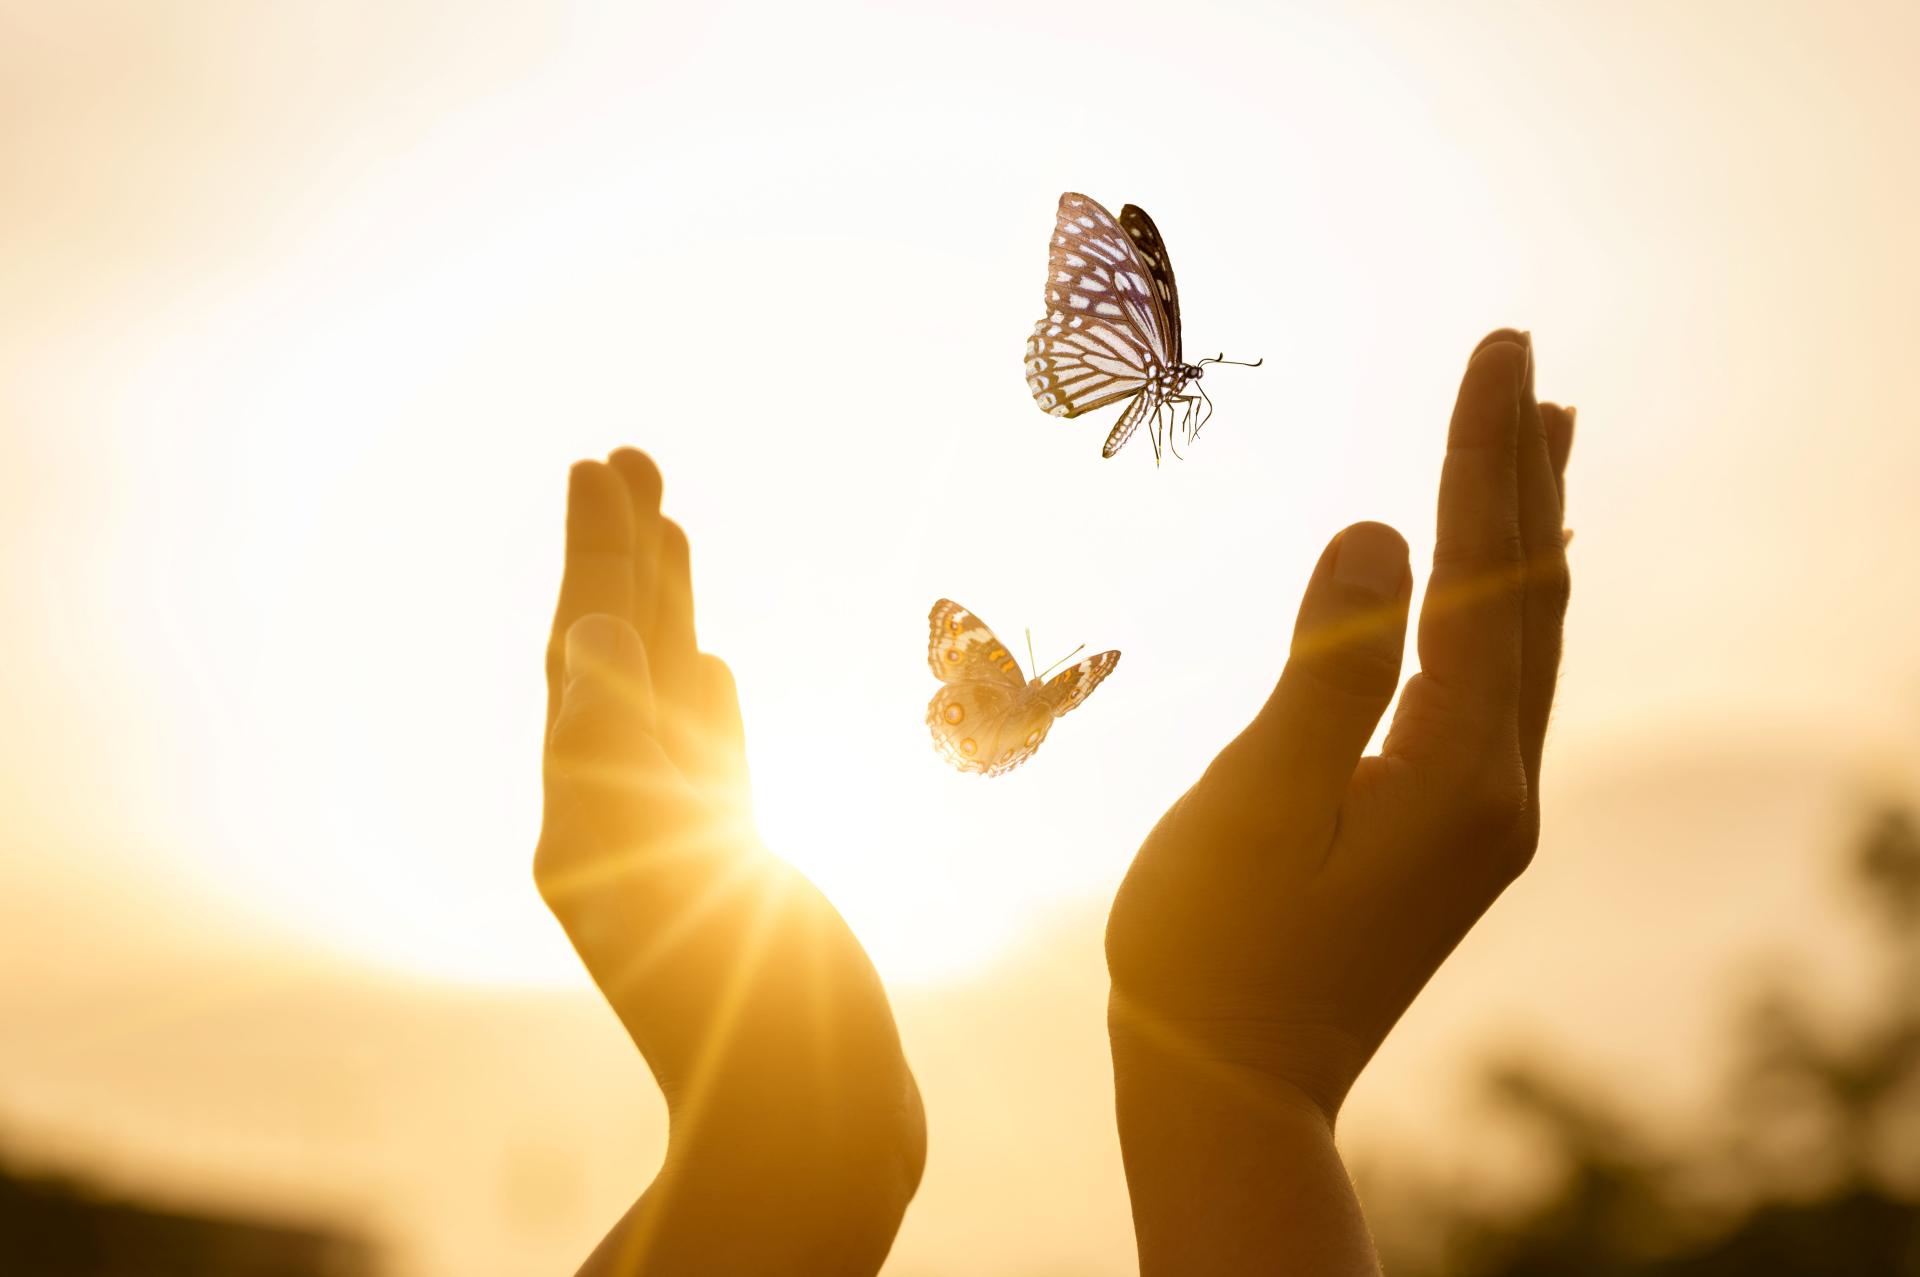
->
[925,599,1120,776]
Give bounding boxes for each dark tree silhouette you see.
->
[1375,806,1920,1276]
[0,1152,380,1277]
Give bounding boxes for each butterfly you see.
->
[925,599,1120,777]
[1023,192,1258,461]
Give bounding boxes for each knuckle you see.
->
[1490,806,1542,881]
[531,825,577,906]
[1531,553,1572,611]
[531,839,560,901]
[700,652,737,693]
[1300,635,1404,701]
[544,698,602,760]
[1443,774,1536,873]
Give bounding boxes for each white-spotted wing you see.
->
[1024,192,1247,460]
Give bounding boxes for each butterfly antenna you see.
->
[1038,642,1087,680]
[1190,349,1267,368]
[1026,627,1037,678]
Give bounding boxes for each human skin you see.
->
[1105,331,1575,1275]
[534,450,925,1275]
[532,328,1571,1274]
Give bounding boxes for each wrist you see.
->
[622,1117,921,1276]
[587,1167,911,1277]
[667,1070,925,1224]
[1108,989,1373,1127]
[664,1072,926,1203]
[1110,1009,1334,1162]
[1109,994,1380,1276]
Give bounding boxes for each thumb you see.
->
[1211,522,1411,833]
[544,612,705,846]
[548,613,656,766]
[539,614,707,901]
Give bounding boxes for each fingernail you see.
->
[1564,405,1578,430]
[567,460,609,509]
[565,614,627,685]
[1454,341,1525,451]
[1465,337,1527,383]
[1332,523,1409,600]
[607,447,664,514]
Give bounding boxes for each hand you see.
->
[1105,332,1573,1273]
[534,450,924,1275]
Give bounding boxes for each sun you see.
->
[176,665,1042,992]
[747,724,1030,987]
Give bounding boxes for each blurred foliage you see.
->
[0,1154,380,1276]
[1377,807,1920,1276]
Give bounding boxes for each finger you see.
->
[544,615,667,841]
[547,463,635,734]
[606,448,666,638]
[650,518,702,765]
[554,613,657,754]
[699,654,752,815]
[538,614,709,905]
[1542,402,1575,509]
[1518,385,1573,797]
[1207,521,1410,839]
[1404,335,1528,750]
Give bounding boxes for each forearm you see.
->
[1112,1021,1380,1277]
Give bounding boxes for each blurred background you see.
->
[3,1,1916,1272]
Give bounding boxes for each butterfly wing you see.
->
[1119,205,1181,365]
[925,599,1061,777]
[925,600,1116,777]
[1040,650,1121,717]
[928,599,1029,686]
[1024,192,1174,421]
[927,682,1056,777]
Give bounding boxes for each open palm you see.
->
[535,449,923,1274]
[1106,333,1575,1273]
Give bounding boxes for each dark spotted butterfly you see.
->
[925,599,1119,777]
[1023,191,1258,460]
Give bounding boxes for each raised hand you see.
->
[535,450,924,1276]
[1105,332,1574,1274]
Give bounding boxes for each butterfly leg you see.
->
[1188,386,1214,440]
[1163,394,1204,452]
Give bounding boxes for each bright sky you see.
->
[4,0,1918,1001]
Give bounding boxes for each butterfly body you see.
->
[1025,192,1253,459]
[925,599,1119,777]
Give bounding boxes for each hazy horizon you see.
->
[4,1,1917,1272]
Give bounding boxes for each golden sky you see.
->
[3,1,1917,1272]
